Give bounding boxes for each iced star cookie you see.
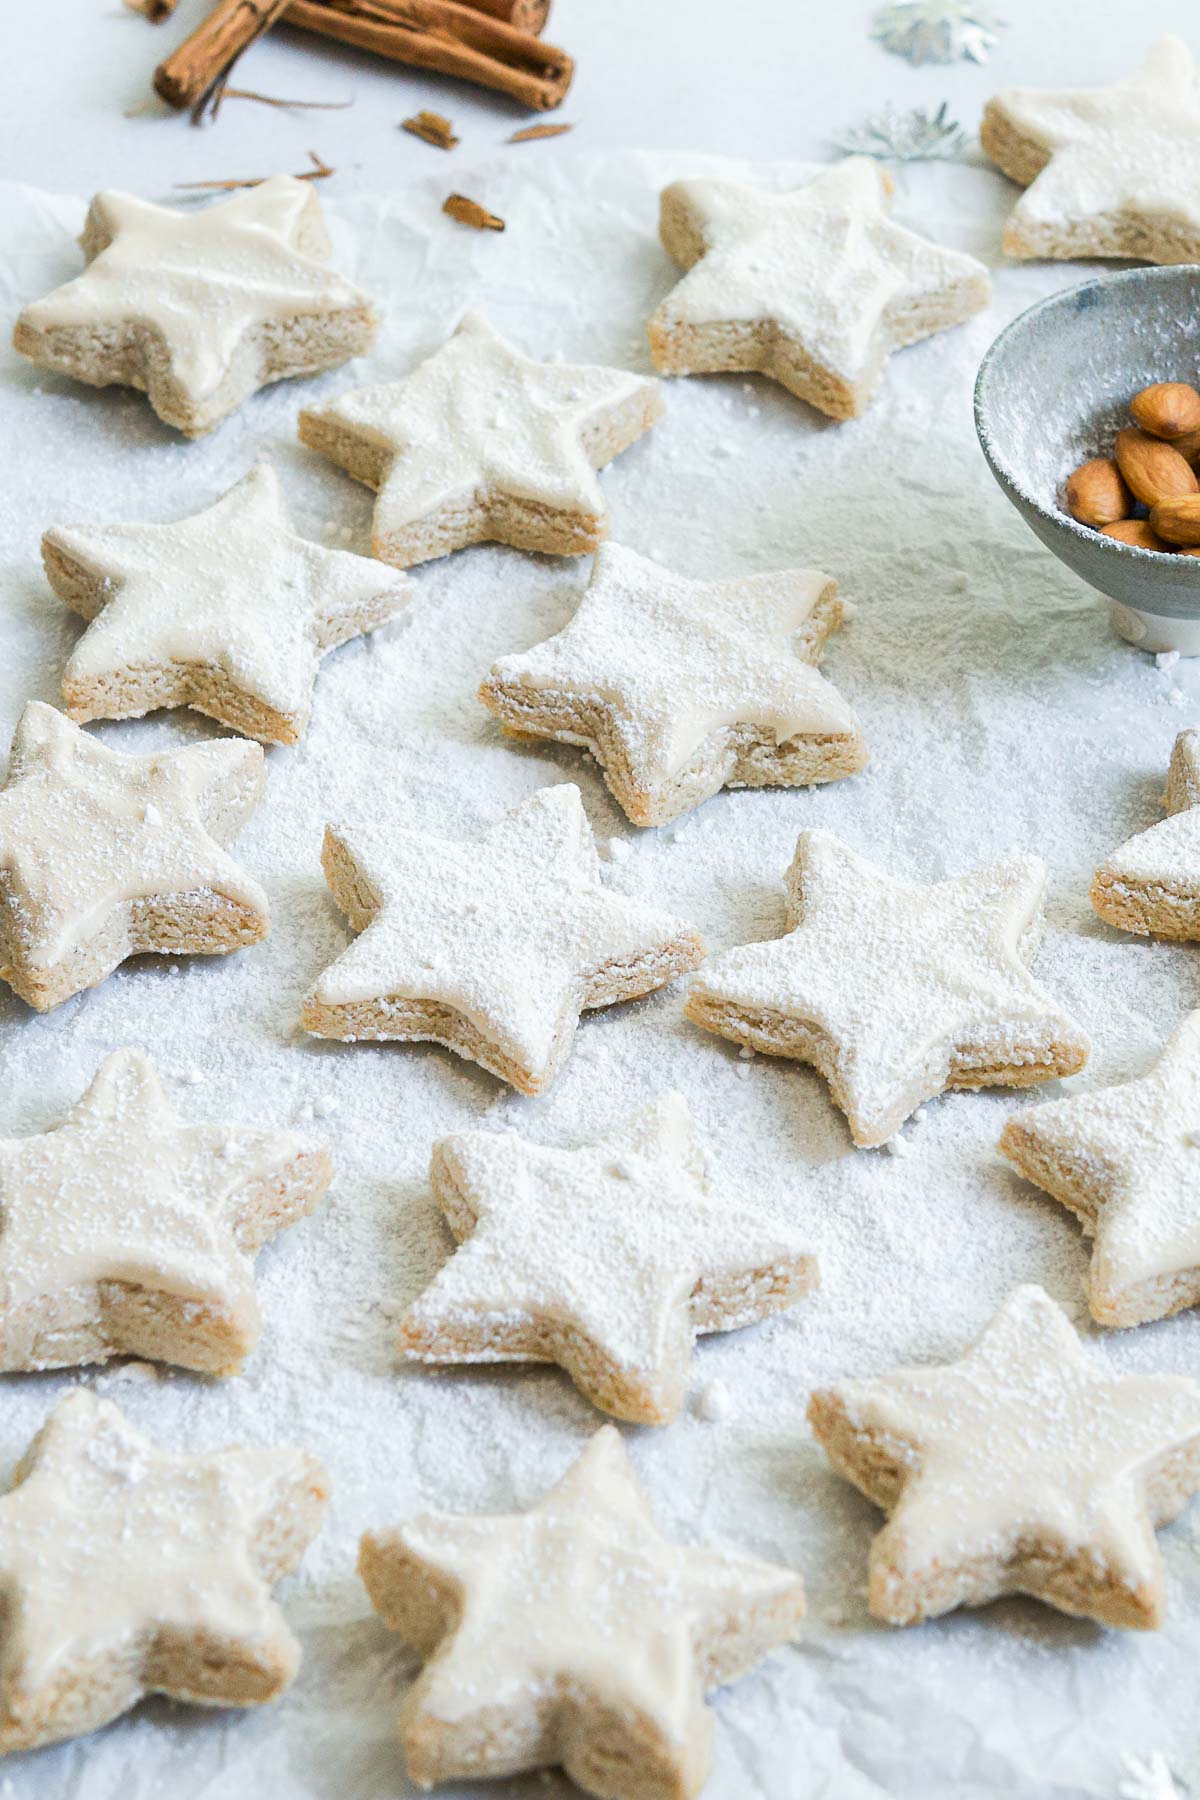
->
[809,1285,1200,1630]
[301,783,703,1093]
[685,829,1088,1148]
[1001,1012,1200,1329]
[1092,729,1200,938]
[43,464,411,745]
[981,37,1200,265]
[0,1390,328,1754]
[0,702,268,1012]
[401,1091,818,1423]
[358,1425,805,1800]
[479,542,866,827]
[12,176,376,437]
[647,160,991,420]
[0,1048,331,1375]
[297,310,663,568]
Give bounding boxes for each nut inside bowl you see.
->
[975,266,1200,656]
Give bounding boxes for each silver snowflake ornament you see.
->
[871,0,1006,65]
[832,102,970,162]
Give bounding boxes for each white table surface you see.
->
[7,0,1198,197]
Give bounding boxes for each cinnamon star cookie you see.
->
[647,159,991,420]
[0,702,269,1012]
[301,783,702,1093]
[44,464,411,745]
[685,829,1088,1148]
[358,1425,805,1800]
[1092,728,1200,938]
[1001,1012,1200,1329]
[0,1389,328,1754]
[297,310,663,568]
[0,1048,331,1375]
[401,1091,818,1423]
[12,176,376,436]
[479,542,866,826]
[809,1284,1200,1630]
[981,37,1200,264]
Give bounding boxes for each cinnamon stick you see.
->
[284,0,573,110]
[154,0,293,109]
[454,0,550,31]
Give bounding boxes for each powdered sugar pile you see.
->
[2,152,1200,1799]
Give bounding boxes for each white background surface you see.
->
[5,0,1200,194]
[7,7,1200,1800]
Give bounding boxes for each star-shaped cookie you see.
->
[401,1091,818,1423]
[298,310,663,568]
[647,159,991,420]
[0,702,269,1011]
[1001,1012,1200,1329]
[13,176,376,437]
[301,783,703,1093]
[0,1048,331,1375]
[981,37,1200,264]
[0,1389,328,1754]
[1092,729,1200,939]
[358,1425,805,1799]
[809,1284,1200,1629]
[43,464,411,745]
[685,829,1088,1148]
[479,542,866,826]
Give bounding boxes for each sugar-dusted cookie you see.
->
[0,1389,328,1754]
[685,829,1088,1148]
[43,464,411,746]
[301,783,702,1094]
[12,177,376,437]
[981,38,1200,265]
[647,160,991,420]
[0,1048,331,1375]
[809,1285,1200,1630]
[401,1091,817,1423]
[1001,1012,1200,1328]
[358,1425,805,1800]
[479,542,866,827]
[0,702,268,1012]
[1092,729,1200,938]
[297,311,663,568]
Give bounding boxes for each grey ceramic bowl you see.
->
[975,265,1200,655]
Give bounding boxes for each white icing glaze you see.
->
[690,828,1088,1142]
[302,310,660,533]
[824,1285,1200,1596]
[306,783,699,1083]
[486,540,859,782]
[0,702,267,976]
[378,1426,803,1744]
[16,176,375,410]
[989,37,1200,242]
[0,1390,320,1700]
[48,464,411,732]
[651,159,990,382]
[1099,728,1200,887]
[406,1091,815,1382]
[1006,1011,1200,1305]
[0,1048,321,1335]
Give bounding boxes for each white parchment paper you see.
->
[0,149,1198,1800]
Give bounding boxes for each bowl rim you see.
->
[973,263,1200,568]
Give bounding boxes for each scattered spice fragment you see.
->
[443,193,506,231]
[508,121,572,143]
[220,87,354,110]
[175,150,334,192]
[124,0,180,17]
[403,109,460,149]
